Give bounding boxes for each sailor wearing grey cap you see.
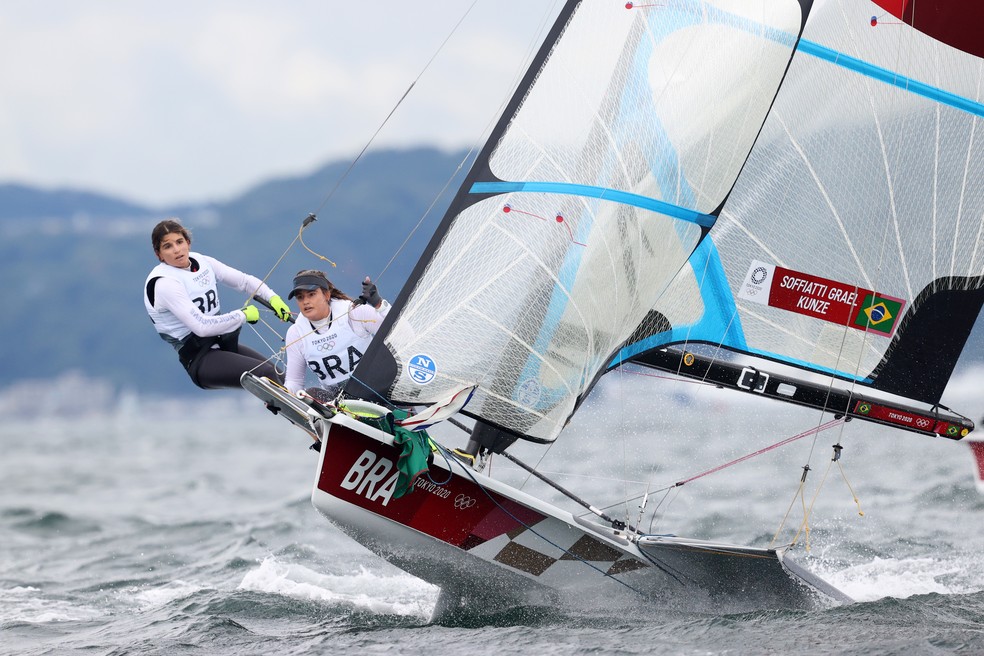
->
[284,270,389,403]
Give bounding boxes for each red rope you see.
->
[674,417,845,487]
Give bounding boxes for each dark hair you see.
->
[152,218,191,254]
[292,269,352,302]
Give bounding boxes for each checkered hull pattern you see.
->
[313,419,648,590]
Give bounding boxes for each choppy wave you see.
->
[2,373,984,654]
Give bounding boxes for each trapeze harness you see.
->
[144,254,242,387]
[296,299,372,397]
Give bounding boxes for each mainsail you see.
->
[350,0,813,443]
[353,0,984,445]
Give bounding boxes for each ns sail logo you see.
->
[407,354,436,385]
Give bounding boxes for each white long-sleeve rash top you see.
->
[152,254,276,341]
[283,299,389,394]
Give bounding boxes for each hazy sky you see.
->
[1,1,562,206]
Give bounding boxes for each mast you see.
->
[349,1,816,445]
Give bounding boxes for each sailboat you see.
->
[244,0,984,617]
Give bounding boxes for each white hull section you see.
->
[241,375,849,615]
[310,402,849,614]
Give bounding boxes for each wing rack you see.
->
[632,347,974,440]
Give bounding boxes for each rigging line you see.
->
[440,415,557,493]
[802,290,860,466]
[371,147,477,287]
[673,418,845,488]
[496,449,638,534]
[618,359,632,529]
[648,486,681,535]
[371,0,557,290]
[246,318,287,364]
[244,302,371,376]
[433,443,650,594]
[590,418,846,527]
[837,458,865,517]
[769,467,808,550]
[789,455,837,550]
[774,444,861,550]
[244,213,320,316]
[310,0,482,220]
[242,0,490,309]
[517,440,556,493]
[634,246,740,489]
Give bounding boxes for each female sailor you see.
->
[144,218,292,389]
[284,269,389,403]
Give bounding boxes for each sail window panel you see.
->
[488,1,802,214]
[384,194,701,442]
[651,261,710,330]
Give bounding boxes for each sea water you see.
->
[3,368,984,655]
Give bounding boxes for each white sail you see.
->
[629,0,984,408]
[354,1,810,442]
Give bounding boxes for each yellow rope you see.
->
[837,460,865,516]
[770,475,807,549]
[770,438,868,550]
[789,459,834,552]
[299,222,336,268]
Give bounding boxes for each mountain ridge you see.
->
[3,145,983,401]
[1,146,467,396]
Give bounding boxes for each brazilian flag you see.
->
[853,294,903,334]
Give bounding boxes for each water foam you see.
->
[0,586,102,624]
[822,556,970,602]
[129,580,205,610]
[237,556,438,618]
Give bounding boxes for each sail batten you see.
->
[470,181,717,227]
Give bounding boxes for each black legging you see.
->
[194,344,283,390]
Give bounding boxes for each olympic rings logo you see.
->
[453,494,476,510]
[315,340,336,352]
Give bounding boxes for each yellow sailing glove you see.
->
[269,294,292,322]
[241,305,260,324]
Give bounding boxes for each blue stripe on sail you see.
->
[798,39,984,119]
[610,237,747,366]
[470,181,716,229]
[609,236,877,384]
